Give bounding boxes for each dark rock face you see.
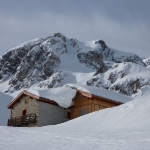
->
[95,40,107,50]
[0,33,68,91]
[4,35,64,90]
[93,63,108,76]
[38,72,67,88]
[112,54,145,65]
[0,39,41,82]
[43,53,60,76]
[87,62,150,96]
[69,38,81,53]
[110,78,149,96]
[101,48,145,66]
[77,51,105,70]
[8,49,61,90]
[78,44,145,71]
[53,32,66,42]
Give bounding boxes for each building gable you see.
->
[11,95,38,119]
[8,91,58,109]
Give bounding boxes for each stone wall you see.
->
[11,95,71,127]
[11,95,39,126]
[38,101,70,126]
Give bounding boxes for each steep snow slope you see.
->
[0,33,147,97]
[0,92,12,126]
[0,89,150,149]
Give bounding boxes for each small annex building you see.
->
[70,90,122,119]
[7,88,126,127]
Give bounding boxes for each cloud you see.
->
[0,10,150,57]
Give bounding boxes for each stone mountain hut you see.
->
[7,89,123,127]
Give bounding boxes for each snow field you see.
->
[1,126,150,150]
[1,92,150,149]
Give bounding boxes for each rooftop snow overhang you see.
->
[8,88,123,109]
[76,90,123,105]
[7,91,59,109]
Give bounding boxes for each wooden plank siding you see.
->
[70,92,121,119]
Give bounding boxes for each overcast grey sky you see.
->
[0,0,150,57]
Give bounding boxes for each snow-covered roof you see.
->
[64,84,133,103]
[28,87,76,108]
[8,85,132,109]
[28,84,132,106]
[8,87,77,109]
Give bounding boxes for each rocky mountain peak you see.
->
[95,39,108,51]
[53,32,66,42]
[0,33,149,97]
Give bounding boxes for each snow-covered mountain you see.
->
[0,33,149,97]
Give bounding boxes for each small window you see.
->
[22,109,27,116]
[80,109,88,116]
[25,98,29,103]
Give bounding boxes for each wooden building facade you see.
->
[70,90,122,119]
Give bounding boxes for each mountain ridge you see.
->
[0,32,149,98]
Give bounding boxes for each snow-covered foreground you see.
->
[1,88,150,149]
[0,126,150,150]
